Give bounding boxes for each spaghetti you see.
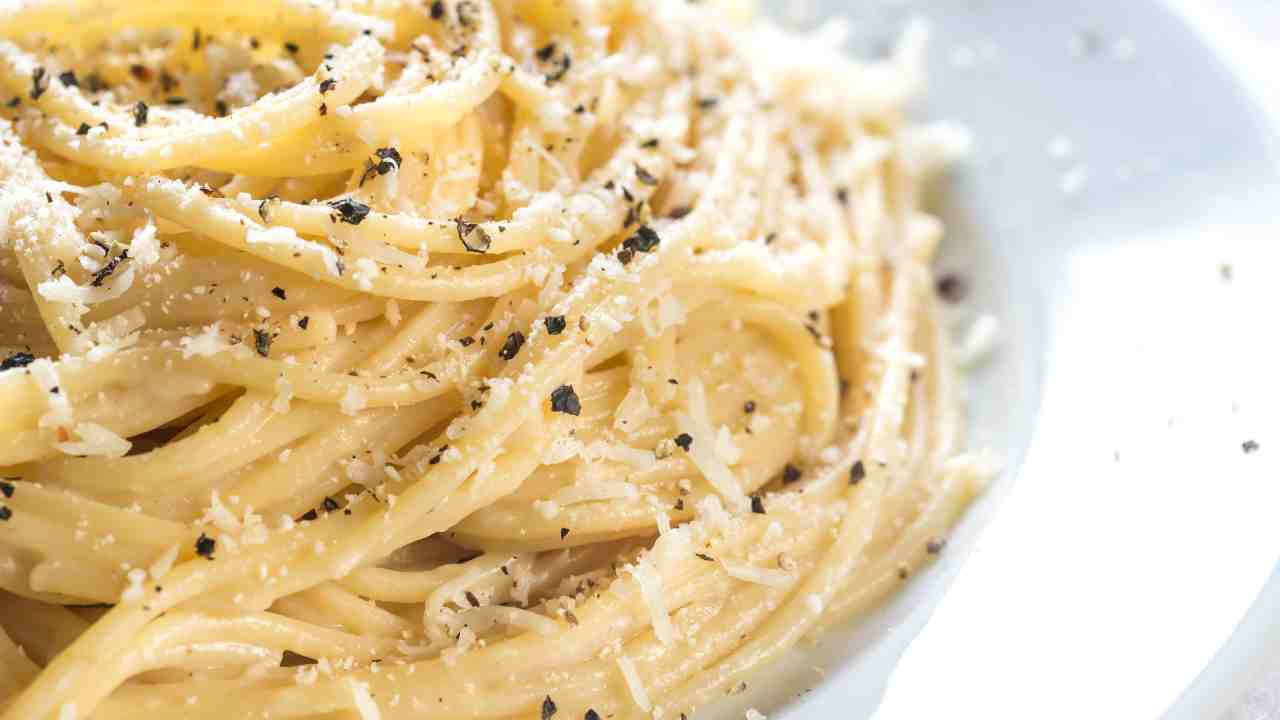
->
[0,1,992,718]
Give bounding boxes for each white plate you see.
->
[716,2,1280,718]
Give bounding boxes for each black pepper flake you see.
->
[674,498,685,511]
[673,433,693,451]
[195,533,215,558]
[744,400,756,414]
[298,509,318,521]
[897,567,909,580]
[165,96,187,105]
[455,218,491,253]
[322,497,340,513]
[549,385,581,416]
[192,28,203,50]
[328,197,371,225]
[936,273,966,303]
[624,225,660,253]
[428,447,444,465]
[536,43,557,62]
[258,194,279,223]
[318,102,327,116]
[280,650,317,667]
[835,186,849,205]
[1243,440,1261,454]
[129,64,150,82]
[76,122,90,135]
[458,336,475,347]
[214,99,228,117]
[559,528,570,540]
[640,138,659,149]
[465,590,480,607]
[253,328,273,358]
[849,460,866,485]
[697,96,719,109]
[29,67,47,101]
[133,101,148,127]
[298,315,310,330]
[542,695,558,720]
[1,352,35,371]
[668,205,692,220]
[545,53,572,83]
[634,163,658,186]
[284,41,300,54]
[271,286,287,300]
[0,507,10,521]
[374,146,401,174]
[695,553,713,562]
[319,78,336,94]
[544,315,566,334]
[89,250,128,287]
[750,496,766,514]
[430,0,445,20]
[0,481,12,498]
[926,538,947,555]
[498,331,525,360]
[782,464,801,484]
[58,70,78,88]
[616,247,634,265]
[585,709,601,720]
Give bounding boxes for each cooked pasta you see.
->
[0,1,993,718]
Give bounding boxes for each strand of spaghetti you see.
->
[17,36,384,173]
[131,177,552,300]
[0,0,387,41]
[653,246,925,718]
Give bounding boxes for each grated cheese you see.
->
[37,265,135,305]
[129,219,161,266]
[617,654,651,712]
[55,423,131,458]
[550,479,638,506]
[720,561,794,588]
[120,567,147,603]
[631,555,676,646]
[347,679,382,720]
[352,257,378,291]
[180,323,230,358]
[30,358,72,428]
